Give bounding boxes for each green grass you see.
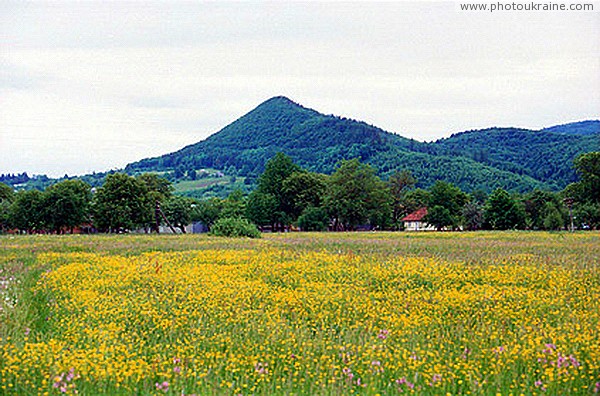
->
[0,232,598,395]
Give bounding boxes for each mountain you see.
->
[430,127,599,189]
[541,120,600,136]
[127,96,413,176]
[125,96,599,193]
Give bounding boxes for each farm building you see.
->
[401,207,436,231]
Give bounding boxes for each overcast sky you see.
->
[1,1,599,177]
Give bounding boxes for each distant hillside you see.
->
[541,120,600,136]
[128,97,413,175]
[126,96,599,192]
[128,96,570,192]
[431,127,599,189]
[7,97,596,196]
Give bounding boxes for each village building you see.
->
[401,207,436,231]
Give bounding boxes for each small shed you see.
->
[401,207,435,231]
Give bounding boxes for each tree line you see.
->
[1,152,598,234]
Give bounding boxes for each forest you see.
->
[4,98,598,197]
[1,152,598,235]
[125,97,599,193]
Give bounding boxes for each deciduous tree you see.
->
[387,170,416,229]
[325,159,390,230]
[162,196,194,233]
[9,190,44,233]
[246,191,278,229]
[92,173,149,232]
[484,188,526,230]
[282,171,327,220]
[462,201,484,231]
[192,198,222,231]
[0,183,15,232]
[297,206,329,231]
[563,152,600,228]
[255,153,302,231]
[42,179,92,233]
[426,181,469,230]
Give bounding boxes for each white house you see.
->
[401,207,436,231]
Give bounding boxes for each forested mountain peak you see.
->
[255,95,306,109]
[127,96,414,176]
[540,120,600,136]
[125,97,598,193]
[431,124,598,188]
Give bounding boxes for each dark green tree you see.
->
[163,196,194,233]
[471,189,488,205]
[42,179,92,233]
[484,188,526,230]
[573,152,600,195]
[523,190,561,230]
[401,188,431,215]
[543,202,564,231]
[0,182,15,232]
[137,173,173,231]
[282,171,327,220]
[220,189,247,219]
[297,206,329,231]
[426,181,469,230]
[9,190,44,233]
[246,191,278,229]
[325,159,390,230]
[92,173,149,232]
[387,170,416,229]
[192,198,223,231]
[571,203,600,230]
[462,201,484,231]
[0,182,13,202]
[563,152,600,228]
[137,173,173,201]
[255,153,302,231]
[425,205,453,231]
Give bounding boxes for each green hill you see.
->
[126,96,598,193]
[540,120,599,136]
[127,96,414,176]
[431,127,599,189]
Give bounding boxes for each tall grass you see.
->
[1,232,598,395]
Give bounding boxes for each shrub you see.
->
[209,217,261,238]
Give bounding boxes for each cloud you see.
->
[0,1,598,176]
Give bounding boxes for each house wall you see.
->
[404,221,436,231]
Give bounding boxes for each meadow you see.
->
[0,232,598,395]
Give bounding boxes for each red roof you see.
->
[401,207,428,222]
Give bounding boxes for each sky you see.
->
[1,1,599,178]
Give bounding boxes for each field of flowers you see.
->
[0,232,599,395]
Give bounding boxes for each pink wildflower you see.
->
[66,368,75,382]
[461,347,470,360]
[155,381,169,392]
[568,355,580,367]
[430,373,442,385]
[342,367,354,380]
[535,380,547,392]
[254,362,268,375]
